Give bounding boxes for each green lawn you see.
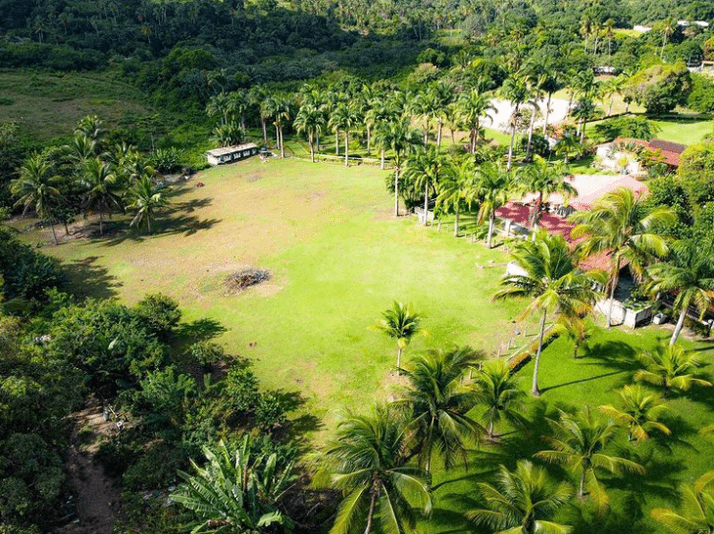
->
[650,118,712,145]
[15,157,714,533]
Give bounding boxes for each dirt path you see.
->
[56,406,123,533]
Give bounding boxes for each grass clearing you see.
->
[0,69,152,139]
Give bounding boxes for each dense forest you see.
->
[2,0,714,533]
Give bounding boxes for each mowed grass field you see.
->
[20,158,523,437]
[0,70,152,139]
[15,157,714,533]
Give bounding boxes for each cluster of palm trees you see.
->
[10,115,170,241]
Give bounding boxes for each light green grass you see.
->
[18,158,522,439]
[650,118,712,145]
[0,69,152,139]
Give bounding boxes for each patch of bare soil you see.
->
[224,267,272,294]
[55,402,124,534]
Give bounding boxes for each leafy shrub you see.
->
[222,366,260,415]
[593,116,660,142]
[189,341,225,373]
[149,148,182,173]
[122,442,184,490]
[134,293,181,341]
[255,393,288,429]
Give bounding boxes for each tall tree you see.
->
[466,460,573,534]
[536,407,645,510]
[10,153,64,245]
[316,405,432,534]
[651,471,714,534]
[294,104,326,163]
[437,156,478,237]
[634,343,712,397]
[373,301,424,374]
[476,162,513,249]
[457,89,496,154]
[493,231,600,396]
[330,103,361,167]
[374,120,420,216]
[472,359,526,439]
[397,347,484,473]
[404,147,445,226]
[80,158,124,236]
[129,174,169,235]
[500,76,528,170]
[599,385,670,442]
[571,187,676,328]
[646,239,714,345]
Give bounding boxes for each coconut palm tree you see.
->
[493,231,600,396]
[374,120,420,216]
[536,407,645,510]
[634,343,712,397]
[646,239,714,345]
[599,385,670,442]
[500,76,529,170]
[80,158,124,236]
[472,359,527,439]
[206,91,231,126]
[397,347,484,473]
[658,17,678,59]
[316,405,432,534]
[457,89,496,154]
[172,435,296,533]
[554,134,582,163]
[517,155,576,229]
[466,460,573,534]
[437,156,479,237]
[476,162,513,249]
[432,80,454,149]
[373,301,424,374]
[329,103,361,167]
[410,90,440,148]
[404,147,445,226]
[651,471,714,534]
[272,96,292,158]
[10,153,64,245]
[129,175,169,235]
[294,104,326,163]
[571,187,676,328]
[556,311,592,359]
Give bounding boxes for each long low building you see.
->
[206,143,259,165]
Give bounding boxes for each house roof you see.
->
[610,137,685,167]
[206,143,258,157]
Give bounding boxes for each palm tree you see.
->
[658,18,677,59]
[374,120,420,216]
[373,302,424,374]
[410,90,439,148]
[316,405,432,534]
[432,80,454,149]
[476,162,513,249]
[466,460,573,534]
[206,91,231,126]
[80,158,124,236]
[517,155,576,229]
[397,347,484,473]
[172,436,296,533]
[571,187,676,328]
[457,89,496,154]
[10,153,64,245]
[294,104,326,163]
[493,231,600,396]
[404,147,445,226]
[651,471,714,534]
[536,407,645,510]
[500,76,529,170]
[599,385,670,442]
[556,311,592,359]
[437,156,478,237]
[472,359,527,439]
[634,343,712,397]
[330,103,361,167]
[249,85,270,146]
[272,96,292,158]
[129,175,169,235]
[646,239,714,345]
[554,134,582,164]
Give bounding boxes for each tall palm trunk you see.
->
[280,127,285,158]
[335,130,339,155]
[98,210,104,235]
[437,118,443,149]
[532,308,547,396]
[423,181,429,226]
[316,132,320,153]
[396,345,402,371]
[526,105,537,159]
[394,169,400,216]
[487,210,495,249]
[275,125,279,150]
[49,219,58,245]
[366,126,371,155]
[261,118,268,145]
[146,214,151,235]
[606,254,621,328]
[579,467,586,498]
[542,93,552,135]
[309,133,315,163]
[507,117,518,170]
[671,308,688,345]
[381,149,385,170]
[344,131,349,166]
[364,487,378,534]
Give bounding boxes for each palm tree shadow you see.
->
[176,318,227,343]
[61,256,122,299]
[540,369,626,393]
[579,340,639,373]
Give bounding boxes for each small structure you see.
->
[206,143,259,166]
[633,25,652,32]
[595,138,687,174]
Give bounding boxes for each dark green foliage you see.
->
[122,442,184,490]
[222,366,260,415]
[131,367,197,436]
[593,116,660,142]
[134,293,182,341]
[255,392,288,430]
[624,62,692,115]
[188,341,226,373]
[687,74,714,113]
[677,142,714,206]
[148,148,182,174]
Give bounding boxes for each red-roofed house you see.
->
[596,138,686,174]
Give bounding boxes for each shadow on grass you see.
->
[176,318,227,343]
[541,369,626,393]
[269,390,323,450]
[579,340,638,372]
[62,256,122,300]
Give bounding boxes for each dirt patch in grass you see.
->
[224,268,272,293]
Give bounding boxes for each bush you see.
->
[593,116,660,142]
[122,442,184,490]
[149,148,182,174]
[188,341,225,373]
[255,393,288,429]
[134,293,181,341]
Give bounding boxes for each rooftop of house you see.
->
[206,143,258,157]
[608,138,687,167]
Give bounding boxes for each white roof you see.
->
[207,143,258,157]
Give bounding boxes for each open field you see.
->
[0,70,152,140]
[17,158,523,437]
[14,156,714,533]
